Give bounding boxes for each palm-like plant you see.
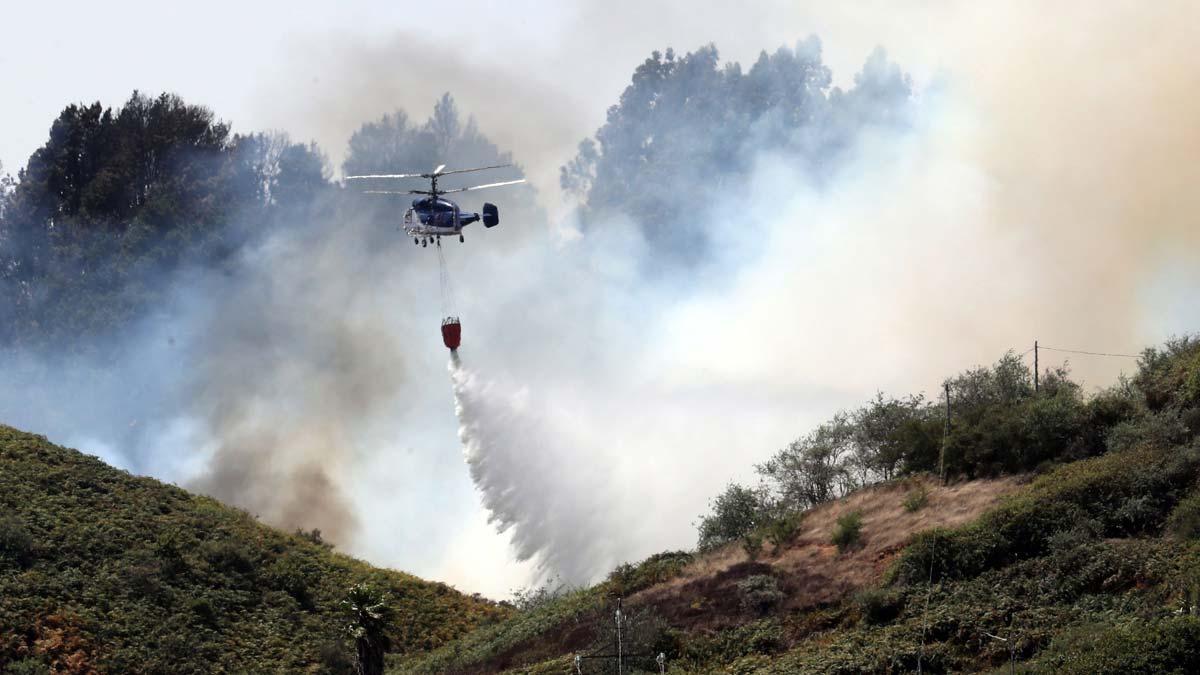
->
[343,583,394,675]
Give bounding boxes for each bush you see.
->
[678,620,785,665]
[5,658,51,675]
[510,577,569,612]
[697,483,766,552]
[189,598,218,627]
[0,517,34,567]
[204,539,257,579]
[832,510,864,553]
[604,551,694,596]
[763,511,804,549]
[854,588,905,625]
[1106,411,1191,454]
[742,532,764,560]
[266,553,319,608]
[1167,490,1200,539]
[902,484,929,513]
[1035,617,1200,674]
[736,575,785,615]
[895,444,1200,584]
[1134,336,1200,412]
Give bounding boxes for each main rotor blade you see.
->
[362,190,430,195]
[346,173,426,180]
[433,164,446,175]
[434,163,513,177]
[438,179,527,194]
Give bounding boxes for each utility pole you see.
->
[939,382,950,483]
[1034,340,1039,393]
[615,597,624,675]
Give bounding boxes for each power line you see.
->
[1039,345,1141,359]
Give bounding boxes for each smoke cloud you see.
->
[4,1,1200,597]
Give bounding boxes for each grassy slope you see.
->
[392,476,1022,674]
[397,340,1200,674]
[0,425,509,674]
[395,449,1200,674]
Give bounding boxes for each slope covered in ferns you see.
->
[0,426,508,674]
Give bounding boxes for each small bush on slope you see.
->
[902,483,929,513]
[832,510,864,553]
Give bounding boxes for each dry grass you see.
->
[630,474,1026,629]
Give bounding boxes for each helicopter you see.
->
[346,164,525,247]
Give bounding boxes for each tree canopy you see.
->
[0,92,337,352]
[561,40,913,262]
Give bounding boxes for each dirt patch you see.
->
[631,474,1025,630]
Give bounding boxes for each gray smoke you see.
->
[5,1,1200,598]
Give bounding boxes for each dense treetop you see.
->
[561,39,912,260]
[0,92,330,351]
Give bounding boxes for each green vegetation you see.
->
[0,91,534,357]
[832,510,864,553]
[398,336,1200,673]
[902,483,929,512]
[737,574,786,615]
[894,443,1200,584]
[0,426,506,673]
[696,483,764,552]
[344,583,396,675]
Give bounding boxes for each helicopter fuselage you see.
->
[403,197,481,236]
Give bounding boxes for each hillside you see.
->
[394,337,1200,674]
[0,426,508,674]
[393,475,1023,674]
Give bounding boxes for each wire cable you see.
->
[1039,346,1140,359]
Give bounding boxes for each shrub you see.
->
[854,587,905,625]
[266,553,319,608]
[604,551,693,596]
[1035,617,1200,674]
[204,539,257,578]
[0,517,34,567]
[764,511,804,549]
[5,658,51,675]
[832,510,864,553]
[1168,490,1200,539]
[510,577,569,612]
[895,444,1200,584]
[1106,411,1191,454]
[1134,336,1200,411]
[736,574,785,615]
[742,532,764,560]
[902,484,929,513]
[678,620,785,665]
[189,598,218,627]
[697,483,767,552]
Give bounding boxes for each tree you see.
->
[0,92,331,351]
[696,483,766,551]
[342,583,393,675]
[563,39,912,264]
[758,414,856,509]
[850,393,931,481]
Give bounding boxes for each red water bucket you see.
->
[441,317,461,351]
